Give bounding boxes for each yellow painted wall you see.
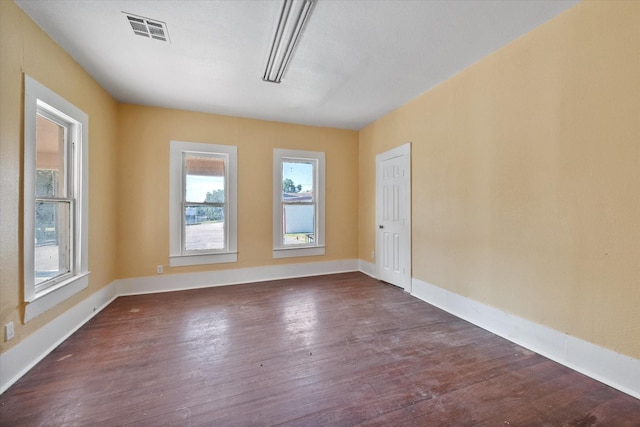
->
[359,1,640,359]
[116,105,359,279]
[0,1,119,352]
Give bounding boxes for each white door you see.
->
[376,143,411,291]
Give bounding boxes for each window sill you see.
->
[25,272,89,323]
[273,246,325,259]
[169,252,238,267]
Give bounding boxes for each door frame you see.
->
[375,142,411,291]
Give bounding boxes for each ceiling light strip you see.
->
[264,0,294,82]
[263,0,314,84]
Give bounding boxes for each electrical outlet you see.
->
[371,250,375,259]
[5,322,15,342]
[156,265,163,274]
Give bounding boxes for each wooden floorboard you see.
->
[1,272,638,426]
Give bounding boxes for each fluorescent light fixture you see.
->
[263,0,314,84]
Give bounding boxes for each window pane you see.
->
[283,204,314,245]
[35,201,71,285]
[184,155,225,203]
[282,161,313,202]
[36,114,66,198]
[184,206,225,251]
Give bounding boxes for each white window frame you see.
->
[169,141,237,266]
[23,75,89,323]
[273,148,325,258]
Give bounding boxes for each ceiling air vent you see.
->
[123,12,170,42]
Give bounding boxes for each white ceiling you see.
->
[15,0,578,130]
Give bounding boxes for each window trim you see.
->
[23,75,89,322]
[273,148,325,258]
[169,141,238,267]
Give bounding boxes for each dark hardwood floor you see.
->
[1,272,639,426]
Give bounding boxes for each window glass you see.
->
[35,114,66,198]
[184,207,225,251]
[184,155,225,203]
[35,201,71,285]
[283,204,314,245]
[282,161,313,202]
[183,154,226,252]
[34,113,72,288]
[282,160,315,245]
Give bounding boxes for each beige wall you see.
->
[0,1,119,352]
[116,105,359,279]
[359,1,640,359]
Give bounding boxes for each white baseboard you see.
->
[359,259,377,279]
[4,265,637,401]
[0,282,118,394]
[117,259,359,296]
[411,277,640,399]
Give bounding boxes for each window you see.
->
[169,141,237,266]
[273,149,325,258]
[23,76,89,322]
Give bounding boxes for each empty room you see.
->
[1,0,639,425]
